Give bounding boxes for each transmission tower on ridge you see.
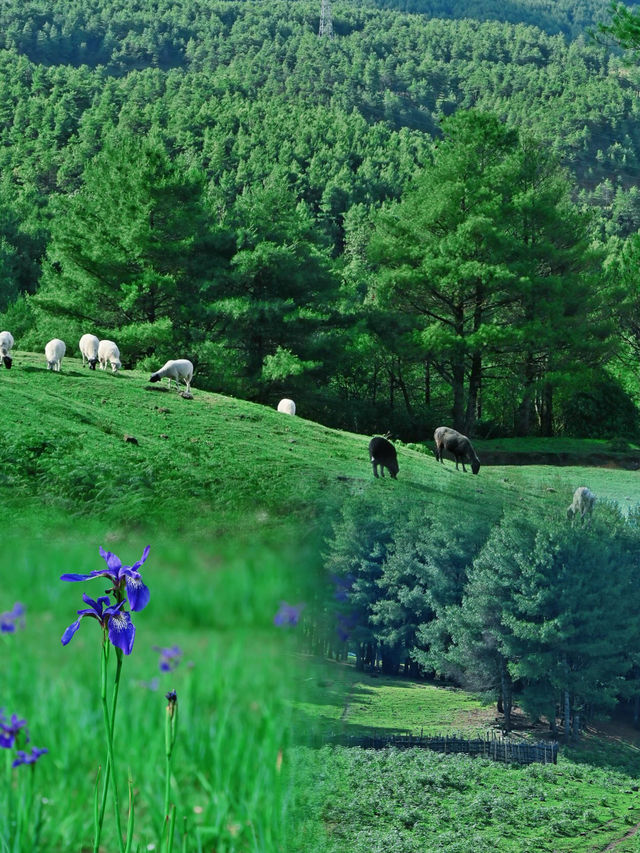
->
[319,0,333,38]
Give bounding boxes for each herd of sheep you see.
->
[0,330,598,522]
[0,330,194,394]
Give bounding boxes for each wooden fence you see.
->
[317,731,558,766]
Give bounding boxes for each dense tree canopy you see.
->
[0,0,638,436]
[323,494,640,737]
[369,112,610,434]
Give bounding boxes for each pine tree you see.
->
[368,111,608,434]
[35,131,231,360]
[449,508,640,738]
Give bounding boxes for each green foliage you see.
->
[597,2,640,53]
[369,111,607,433]
[0,0,637,433]
[289,743,640,852]
[211,175,338,399]
[322,476,640,732]
[262,347,319,382]
[443,507,640,727]
[34,133,229,355]
[326,492,492,673]
[557,370,640,438]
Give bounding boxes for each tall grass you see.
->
[0,515,319,852]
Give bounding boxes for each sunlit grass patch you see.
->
[292,661,491,737]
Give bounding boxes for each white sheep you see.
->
[98,340,122,373]
[45,338,66,372]
[149,359,194,393]
[0,331,14,369]
[567,487,596,525]
[79,334,100,370]
[277,398,296,415]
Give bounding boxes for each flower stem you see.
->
[163,693,179,852]
[163,698,178,823]
[124,773,135,853]
[5,749,13,844]
[94,642,126,853]
[167,805,176,853]
[99,639,125,853]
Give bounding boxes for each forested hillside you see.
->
[1,0,639,438]
[370,0,613,38]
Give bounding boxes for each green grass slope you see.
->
[4,350,640,851]
[289,660,640,853]
[4,351,640,532]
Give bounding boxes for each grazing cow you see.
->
[434,426,480,475]
[369,436,399,479]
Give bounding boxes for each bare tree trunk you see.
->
[424,359,431,406]
[452,362,465,432]
[465,350,482,434]
[452,306,466,431]
[396,361,413,416]
[500,658,513,732]
[516,356,536,436]
[572,711,580,741]
[541,382,554,437]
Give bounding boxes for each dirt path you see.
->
[600,821,640,850]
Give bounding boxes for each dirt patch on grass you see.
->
[601,822,640,851]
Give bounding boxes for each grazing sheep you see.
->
[369,436,399,479]
[567,487,596,525]
[0,331,14,369]
[277,398,296,415]
[45,338,66,372]
[98,340,122,373]
[434,426,481,475]
[149,359,194,393]
[79,334,100,369]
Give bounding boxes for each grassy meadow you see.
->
[2,350,638,528]
[1,521,320,852]
[289,661,640,853]
[3,350,640,851]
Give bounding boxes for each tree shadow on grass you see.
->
[291,704,411,748]
[564,725,640,777]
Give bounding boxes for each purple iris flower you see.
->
[0,602,26,633]
[61,594,136,655]
[153,645,182,672]
[0,710,28,749]
[273,601,305,627]
[60,546,150,612]
[12,746,48,768]
[332,575,355,603]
